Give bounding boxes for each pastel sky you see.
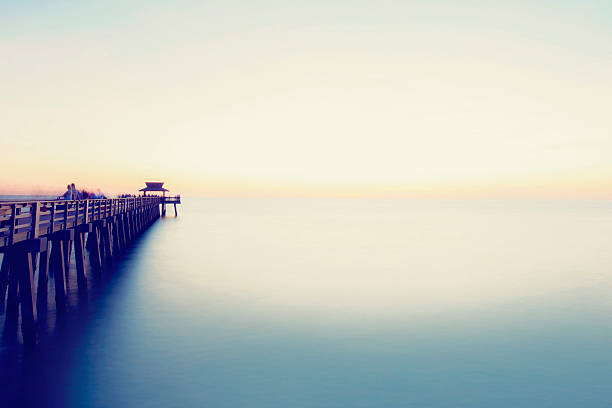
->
[1,0,611,197]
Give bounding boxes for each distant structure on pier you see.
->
[139,181,168,197]
[139,181,180,216]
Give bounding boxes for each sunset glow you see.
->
[1,1,611,197]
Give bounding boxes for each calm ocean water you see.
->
[2,197,612,407]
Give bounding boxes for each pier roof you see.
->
[139,182,168,192]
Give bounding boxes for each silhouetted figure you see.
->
[63,184,72,200]
[71,183,79,200]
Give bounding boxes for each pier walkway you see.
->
[0,197,178,346]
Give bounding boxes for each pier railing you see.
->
[161,195,181,204]
[0,197,161,249]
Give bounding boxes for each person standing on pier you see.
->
[71,183,79,200]
[64,184,73,200]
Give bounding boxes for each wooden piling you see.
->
[88,223,102,273]
[37,239,50,310]
[5,249,20,323]
[74,224,91,288]
[62,237,73,288]
[124,213,132,244]
[130,212,136,239]
[2,238,46,345]
[16,243,41,346]
[0,250,11,314]
[50,233,68,309]
[118,215,127,251]
[133,211,139,236]
[111,218,121,255]
[101,222,112,264]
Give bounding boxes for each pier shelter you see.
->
[139,182,180,216]
[139,182,168,197]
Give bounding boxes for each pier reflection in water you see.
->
[2,198,612,407]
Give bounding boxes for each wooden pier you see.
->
[0,196,178,346]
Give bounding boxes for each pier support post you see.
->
[88,222,103,273]
[62,236,73,289]
[124,213,132,245]
[118,214,127,251]
[5,250,19,323]
[0,251,11,314]
[101,220,113,265]
[37,239,50,310]
[133,211,138,236]
[75,224,91,289]
[133,211,140,236]
[111,218,121,256]
[50,231,72,310]
[2,238,47,346]
[130,212,136,239]
[123,213,129,244]
[131,212,137,237]
[17,239,46,346]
